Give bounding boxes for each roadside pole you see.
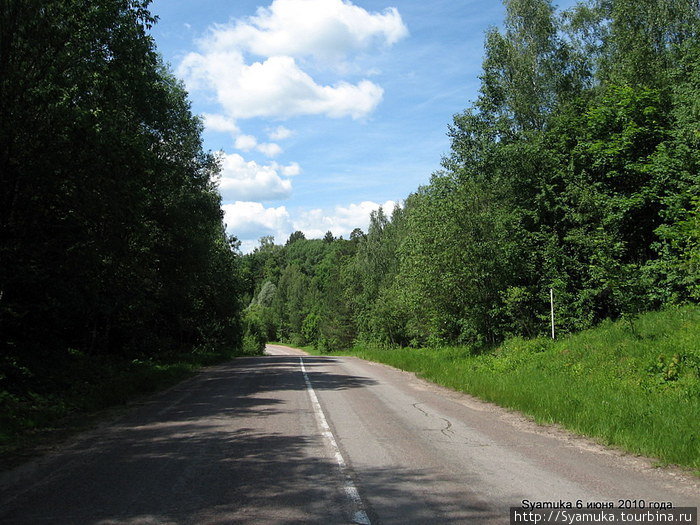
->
[550,288,555,340]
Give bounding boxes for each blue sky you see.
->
[149,0,576,252]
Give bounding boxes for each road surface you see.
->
[0,344,697,524]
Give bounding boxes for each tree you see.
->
[254,235,275,252]
[350,228,365,242]
[286,231,306,246]
[238,0,700,351]
[0,0,244,396]
[478,0,572,134]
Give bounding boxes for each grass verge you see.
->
[0,345,256,469]
[326,306,700,472]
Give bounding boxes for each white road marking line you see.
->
[300,357,371,525]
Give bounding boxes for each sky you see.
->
[148,0,576,252]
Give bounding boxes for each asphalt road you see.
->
[0,344,698,524]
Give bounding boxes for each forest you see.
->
[1,0,699,449]
[241,0,700,353]
[0,0,244,436]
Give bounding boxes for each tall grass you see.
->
[340,306,700,471]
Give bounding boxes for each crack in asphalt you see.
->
[412,402,494,447]
[412,402,454,439]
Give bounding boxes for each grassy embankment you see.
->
[319,306,700,472]
[0,346,257,467]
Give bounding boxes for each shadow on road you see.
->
[0,355,501,524]
[238,355,378,392]
[1,424,499,524]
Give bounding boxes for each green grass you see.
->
[327,306,700,472]
[0,345,254,468]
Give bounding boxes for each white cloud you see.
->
[295,200,397,238]
[179,2,409,252]
[207,0,407,61]
[222,198,399,252]
[218,153,293,201]
[203,113,239,134]
[256,142,283,157]
[180,54,384,120]
[176,0,406,120]
[278,161,300,176]
[206,114,283,157]
[234,134,258,151]
[268,125,293,141]
[238,239,263,254]
[234,135,283,157]
[222,201,291,240]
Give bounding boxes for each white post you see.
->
[550,288,555,340]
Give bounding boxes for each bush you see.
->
[241,334,264,356]
[241,306,267,355]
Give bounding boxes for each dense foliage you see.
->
[243,0,700,351]
[0,0,244,405]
